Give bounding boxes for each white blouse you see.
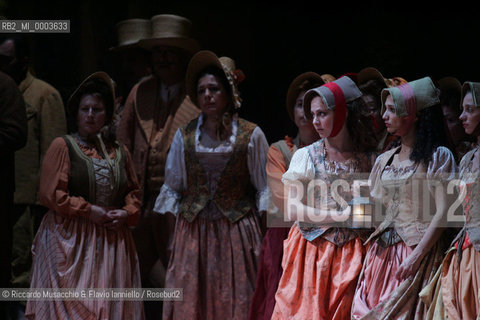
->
[153,114,270,215]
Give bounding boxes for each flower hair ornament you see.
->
[219,56,245,110]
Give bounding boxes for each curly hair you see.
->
[410,104,451,164]
[346,98,379,153]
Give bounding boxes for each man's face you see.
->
[0,39,27,84]
[151,45,186,85]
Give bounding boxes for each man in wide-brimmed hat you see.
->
[116,13,201,318]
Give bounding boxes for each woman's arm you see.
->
[247,126,270,214]
[39,137,93,218]
[153,129,186,215]
[121,145,142,226]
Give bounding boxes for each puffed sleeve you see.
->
[369,152,387,200]
[247,126,270,212]
[426,146,458,193]
[153,129,187,215]
[281,147,315,185]
[122,146,142,226]
[458,148,476,179]
[39,137,92,218]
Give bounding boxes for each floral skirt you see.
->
[162,212,262,320]
[271,225,366,320]
[25,211,144,320]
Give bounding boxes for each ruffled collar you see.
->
[195,113,239,153]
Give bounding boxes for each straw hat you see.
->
[285,72,330,121]
[186,50,244,109]
[139,14,200,54]
[67,72,116,125]
[381,77,440,117]
[109,19,152,52]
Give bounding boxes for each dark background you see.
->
[2,0,478,144]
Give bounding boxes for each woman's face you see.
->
[77,94,107,138]
[197,74,229,118]
[382,94,409,136]
[362,94,385,134]
[442,104,465,146]
[294,90,313,129]
[310,95,334,138]
[459,92,480,135]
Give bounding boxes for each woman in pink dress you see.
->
[154,50,269,320]
[25,72,144,319]
[351,76,457,319]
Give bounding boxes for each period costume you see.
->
[116,14,201,292]
[25,72,144,320]
[248,71,329,320]
[154,50,269,319]
[351,77,457,320]
[420,81,480,320]
[272,76,376,320]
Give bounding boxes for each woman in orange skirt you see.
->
[271,75,378,320]
[248,72,330,320]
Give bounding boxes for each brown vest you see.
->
[134,77,200,197]
[63,135,128,207]
[179,118,257,223]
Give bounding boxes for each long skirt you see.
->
[438,244,480,319]
[271,225,366,320]
[25,211,144,320]
[351,240,444,320]
[248,227,290,320]
[162,213,262,320]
